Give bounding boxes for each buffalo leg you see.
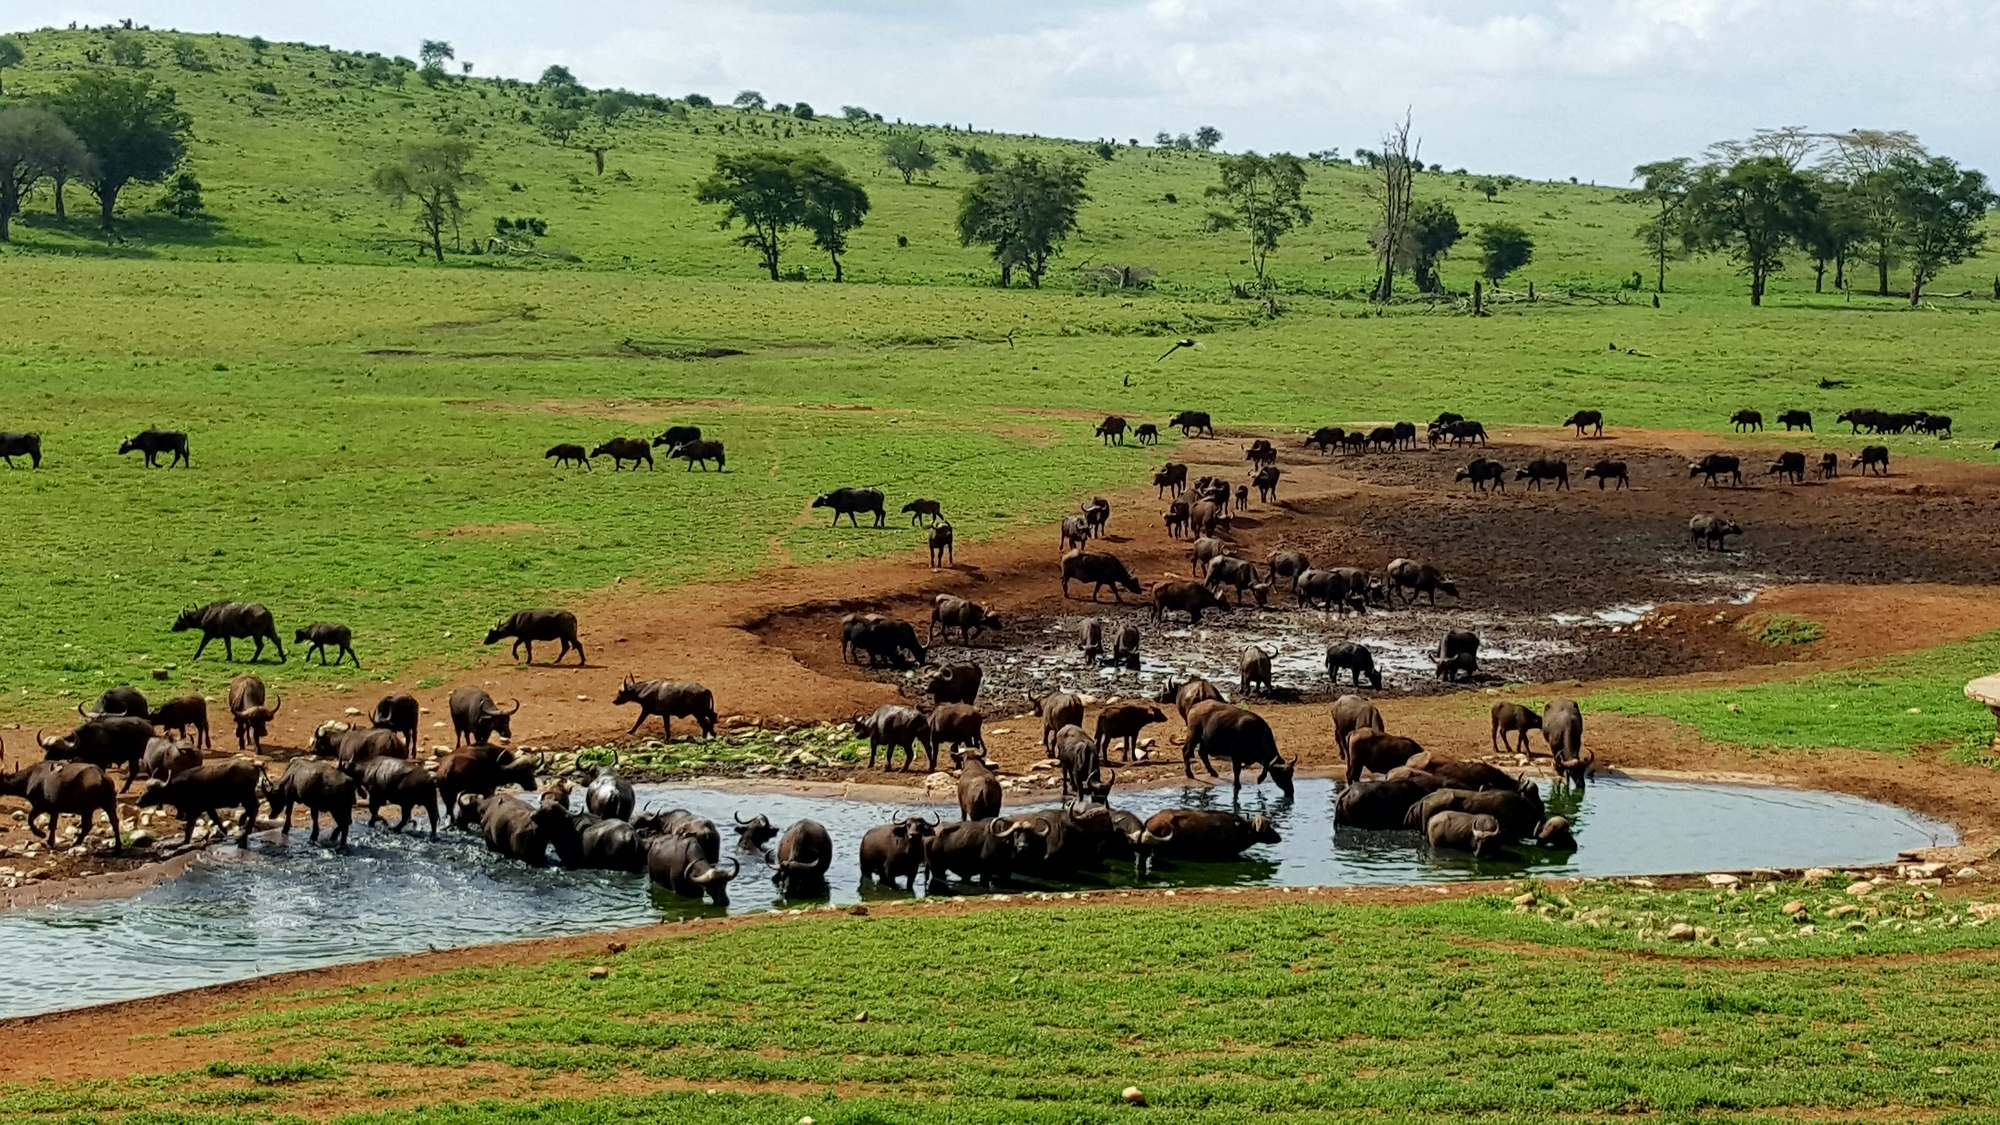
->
[522,640,536,664]
[343,643,359,667]
[629,711,649,735]
[423,800,438,837]
[191,634,212,660]
[571,639,587,665]
[101,800,123,850]
[394,805,412,832]
[368,798,386,828]
[223,637,235,662]
[658,714,673,740]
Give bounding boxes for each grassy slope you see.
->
[0,28,1998,727]
[10,884,2000,1121]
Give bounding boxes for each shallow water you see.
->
[0,776,1951,1018]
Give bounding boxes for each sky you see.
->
[4,0,1994,183]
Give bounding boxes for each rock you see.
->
[129,830,155,848]
[1666,923,1696,941]
[923,771,954,790]
[800,1118,816,1125]
[1845,882,1874,897]
[1902,862,1947,879]
[1968,903,2000,922]
[1906,707,1922,715]
[988,727,1011,736]
[847,904,868,916]
[1845,921,1868,933]
[1781,900,1805,915]
[1139,737,1157,751]
[1803,868,1835,884]
[1957,867,1981,879]
[1122,1087,1146,1106]
[344,706,362,716]
[1829,904,1859,918]
[1706,873,1740,887]
[150,667,170,681]
[1512,892,1537,907]
[587,966,610,980]
[576,695,591,702]
[1725,702,1741,713]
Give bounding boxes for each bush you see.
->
[153,169,206,219]
[249,79,278,96]
[792,101,815,120]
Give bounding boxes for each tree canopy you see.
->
[1406,199,1462,293]
[53,72,189,229]
[371,138,478,263]
[881,132,936,184]
[1683,156,1819,305]
[0,37,24,95]
[1477,221,1534,283]
[732,90,766,111]
[1629,158,1694,292]
[1204,151,1312,309]
[1885,155,1995,304]
[956,154,1090,288]
[0,107,87,241]
[695,150,865,281]
[1194,125,1222,152]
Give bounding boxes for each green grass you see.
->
[12,883,2000,1122]
[1591,631,2000,759]
[1740,612,1825,648]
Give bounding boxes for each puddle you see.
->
[0,776,1951,1018]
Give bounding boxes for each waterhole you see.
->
[0,776,1948,1018]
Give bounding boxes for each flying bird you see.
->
[1157,338,1197,361]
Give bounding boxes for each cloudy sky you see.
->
[7,1,1993,182]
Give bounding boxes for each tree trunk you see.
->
[1750,269,1765,306]
[429,222,443,263]
[593,148,605,175]
[1909,278,1923,307]
[1834,251,1845,290]
[97,186,117,230]
[998,260,1012,288]
[1876,254,1890,296]
[1472,280,1482,316]
[830,251,842,282]
[1813,258,1826,292]
[52,175,66,220]
[1655,254,1665,293]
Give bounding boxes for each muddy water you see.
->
[0,776,1949,1018]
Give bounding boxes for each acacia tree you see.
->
[419,40,454,68]
[0,108,87,241]
[1886,155,1995,305]
[1820,129,1924,295]
[796,154,870,281]
[371,138,478,263]
[1204,151,1311,310]
[1797,173,1864,291]
[1406,199,1462,293]
[1194,125,1222,151]
[1684,156,1819,306]
[956,154,1089,288]
[732,90,765,110]
[53,73,189,230]
[881,131,936,184]
[1629,157,1692,292]
[1477,222,1534,283]
[696,151,801,280]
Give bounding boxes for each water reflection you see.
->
[0,775,1951,1017]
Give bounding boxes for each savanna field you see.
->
[5,25,2000,1122]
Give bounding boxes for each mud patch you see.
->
[420,522,543,538]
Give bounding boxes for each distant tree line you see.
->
[1631,128,1995,305]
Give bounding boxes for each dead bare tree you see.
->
[1369,110,1418,303]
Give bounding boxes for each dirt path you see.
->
[5,425,2000,882]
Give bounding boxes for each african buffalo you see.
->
[1407,785,1545,838]
[1095,415,1129,445]
[1305,426,1345,453]
[1441,420,1487,445]
[613,676,716,739]
[1061,550,1142,602]
[139,736,202,781]
[294,622,358,667]
[1140,809,1279,859]
[1517,459,1570,491]
[731,811,779,851]
[928,520,954,568]
[1159,676,1226,723]
[591,437,653,470]
[355,757,440,836]
[1239,645,1273,696]
[138,760,262,846]
[1386,558,1458,607]
[1325,642,1383,690]
[173,601,285,663]
[1095,701,1165,761]
[1854,445,1890,476]
[1563,410,1603,437]
[1730,409,1763,432]
[1330,693,1384,758]
[1345,729,1425,783]
[1688,513,1742,551]
[843,614,926,668]
[645,830,739,904]
[1168,410,1213,437]
[485,608,585,665]
[1298,568,1370,615]
[856,704,935,771]
[266,756,360,844]
[545,443,591,469]
[1154,462,1188,497]
[1767,451,1807,485]
[1689,454,1742,488]
[652,425,702,449]
[1333,779,1431,829]
[0,432,42,469]
[226,674,280,754]
[313,722,408,771]
[434,745,541,815]
[1425,810,1503,856]
[569,813,647,872]
[370,692,419,752]
[449,687,521,747]
[669,440,726,471]
[931,594,1001,644]
[859,815,939,890]
[953,749,1003,821]
[1491,702,1542,753]
[0,760,121,850]
[147,695,211,750]
[1582,460,1629,489]
[37,710,151,790]
[1205,556,1264,607]
[771,819,833,896]
[1543,698,1591,789]
[1777,409,1813,432]
[475,793,581,867]
[812,486,886,527]
[1033,691,1084,750]
[1181,702,1296,796]
[929,703,986,765]
[119,428,189,467]
[1134,423,1160,445]
[928,662,983,704]
[924,818,1013,888]
[1457,458,1507,491]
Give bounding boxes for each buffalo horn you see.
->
[1142,823,1175,844]
[733,810,752,826]
[925,811,942,827]
[76,702,97,721]
[989,817,1019,838]
[504,698,522,716]
[34,728,51,750]
[266,693,282,718]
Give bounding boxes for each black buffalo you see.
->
[118,429,189,467]
[295,622,359,667]
[812,487,886,527]
[591,437,653,470]
[0,432,42,469]
[613,676,717,739]
[485,608,584,665]
[172,601,285,663]
[449,687,521,747]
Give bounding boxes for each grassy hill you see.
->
[4,25,1993,300]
